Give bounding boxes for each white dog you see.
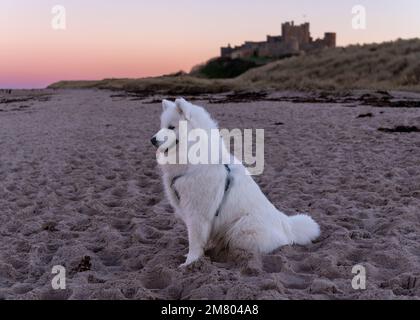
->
[151,98,320,267]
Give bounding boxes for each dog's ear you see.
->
[162,99,175,111]
[175,98,192,120]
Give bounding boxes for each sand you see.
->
[0,89,419,300]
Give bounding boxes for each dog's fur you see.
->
[152,98,320,266]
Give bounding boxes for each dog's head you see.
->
[151,98,216,153]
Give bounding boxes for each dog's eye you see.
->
[168,125,175,130]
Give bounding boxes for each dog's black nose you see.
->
[151,136,158,146]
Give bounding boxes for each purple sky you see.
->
[1,0,419,88]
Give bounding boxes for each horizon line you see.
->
[2,37,419,90]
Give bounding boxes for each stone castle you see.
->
[221,21,336,59]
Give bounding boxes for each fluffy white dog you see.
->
[151,98,320,267]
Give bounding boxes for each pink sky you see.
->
[1,0,420,88]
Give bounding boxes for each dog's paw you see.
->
[178,262,196,271]
[178,256,207,271]
[178,261,191,269]
[179,257,199,269]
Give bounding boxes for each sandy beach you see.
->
[0,89,419,300]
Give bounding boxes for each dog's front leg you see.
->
[180,215,212,267]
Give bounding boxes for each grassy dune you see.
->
[49,76,236,95]
[239,39,420,92]
[49,39,420,93]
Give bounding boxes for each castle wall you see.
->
[267,35,282,43]
[231,48,256,59]
[258,41,299,57]
[221,46,233,57]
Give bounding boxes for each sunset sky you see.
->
[1,0,420,88]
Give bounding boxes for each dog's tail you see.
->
[287,214,320,245]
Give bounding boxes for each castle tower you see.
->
[221,44,233,57]
[323,33,336,48]
[281,21,311,46]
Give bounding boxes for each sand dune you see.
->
[0,89,419,299]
